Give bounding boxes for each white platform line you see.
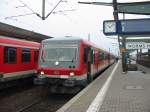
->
[86,61,119,112]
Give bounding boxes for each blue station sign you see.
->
[103,18,150,36]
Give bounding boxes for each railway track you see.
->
[137,59,150,68]
[14,94,74,112]
[16,99,42,112]
[0,84,74,112]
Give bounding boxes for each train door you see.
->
[108,54,110,65]
[84,46,94,83]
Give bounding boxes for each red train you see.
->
[35,37,115,93]
[0,36,40,82]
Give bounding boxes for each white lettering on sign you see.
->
[126,42,150,49]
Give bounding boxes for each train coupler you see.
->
[34,75,46,85]
[63,79,75,87]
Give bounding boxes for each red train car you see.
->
[0,36,40,82]
[35,37,114,93]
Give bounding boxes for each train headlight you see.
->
[70,72,75,76]
[40,71,45,75]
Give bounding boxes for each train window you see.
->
[34,50,39,63]
[93,52,96,62]
[99,52,104,60]
[22,48,31,63]
[83,47,94,64]
[107,54,110,60]
[105,54,108,60]
[4,47,17,64]
[90,50,94,64]
[83,48,88,63]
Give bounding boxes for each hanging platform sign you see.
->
[103,18,150,36]
[117,1,150,15]
[126,42,150,49]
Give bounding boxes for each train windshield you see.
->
[41,46,78,62]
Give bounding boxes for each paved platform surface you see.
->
[100,63,150,112]
[57,61,150,112]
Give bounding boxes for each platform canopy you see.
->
[0,22,53,42]
[117,1,150,15]
[79,1,150,15]
[122,37,150,43]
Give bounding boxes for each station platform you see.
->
[57,61,150,112]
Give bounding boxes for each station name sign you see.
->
[103,18,150,35]
[126,42,150,49]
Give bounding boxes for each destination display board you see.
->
[120,19,150,35]
[103,18,150,35]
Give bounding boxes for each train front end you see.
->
[34,38,85,93]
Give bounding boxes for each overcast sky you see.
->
[0,0,148,55]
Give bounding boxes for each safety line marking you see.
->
[86,61,119,112]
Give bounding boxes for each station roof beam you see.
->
[0,22,52,42]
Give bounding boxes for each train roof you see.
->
[0,36,40,48]
[42,37,82,42]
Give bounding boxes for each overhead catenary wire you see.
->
[52,9,76,14]
[4,0,76,20]
[17,0,37,14]
[4,0,42,19]
[45,0,63,19]
[17,0,43,18]
[5,13,36,20]
[16,5,26,8]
